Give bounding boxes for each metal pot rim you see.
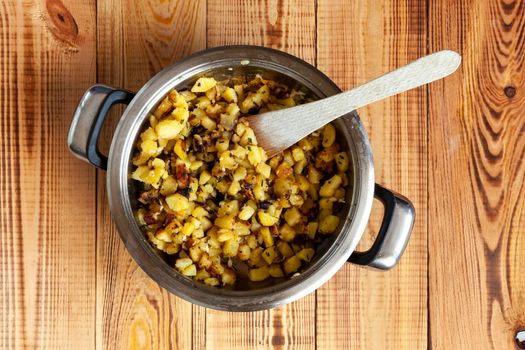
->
[106,45,375,311]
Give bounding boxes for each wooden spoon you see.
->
[246,50,461,157]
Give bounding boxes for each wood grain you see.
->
[207,0,316,65]
[206,1,316,349]
[428,0,525,348]
[96,1,206,349]
[0,0,96,348]
[316,0,428,349]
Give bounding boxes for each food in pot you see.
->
[131,75,351,287]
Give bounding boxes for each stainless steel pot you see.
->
[68,45,414,311]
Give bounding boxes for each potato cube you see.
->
[307,166,322,184]
[198,253,212,270]
[154,97,173,117]
[293,159,307,174]
[191,77,217,93]
[140,127,157,141]
[222,268,237,285]
[204,277,220,286]
[248,266,270,282]
[291,147,305,162]
[259,226,274,247]
[194,97,211,110]
[141,139,158,157]
[296,248,315,262]
[233,167,247,181]
[282,150,294,166]
[262,247,277,265]
[238,205,256,221]
[223,238,239,257]
[277,241,294,258]
[269,264,285,278]
[334,188,346,200]
[165,193,189,212]
[256,162,272,178]
[319,198,334,210]
[319,215,340,234]
[322,124,336,148]
[175,258,193,271]
[249,247,264,266]
[200,217,212,232]
[335,152,350,172]
[240,126,257,145]
[280,224,296,242]
[273,179,291,197]
[306,222,318,239]
[199,170,211,185]
[192,206,209,219]
[238,244,251,261]
[155,229,172,243]
[253,184,266,201]
[155,119,183,139]
[231,145,247,159]
[189,246,202,262]
[201,116,217,130]
[182,264,197,276]
[319,175,343,197]
[228,181,241,196]
[179,90,197,101]
[219,151,238,170]
[276,162,293,178]
[171,107,189,123]
[215,215,235,230]
[247,146,262,165]
[283,207,301,226]
[160,176,178,196]
[173,141,187,161]
[222,87,238,103]
[181,222,195,236]
[195,269,210,281]
[246,235,258,249]
[258,211,279,226]
[217,229,235,242]
[210,261,225,275]
[216,138,230,153]
[283,255,302,275]
[298,138,313,151]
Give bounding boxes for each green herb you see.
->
[248,137,253,143]
[247,146,252,151]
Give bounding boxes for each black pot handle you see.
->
[348,184,415,270]
[68,84,135,170]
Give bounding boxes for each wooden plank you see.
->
[316,0,427,349]
[428,0,525,348]
[207,0,316,65]
[192,305,206,350]
[0,0,96,348]
[95,1,206,349]
[206,1,316,349]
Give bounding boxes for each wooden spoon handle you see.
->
[249,50,461,156]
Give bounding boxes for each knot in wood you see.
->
[45,0,79,47]
[504,85,516,98]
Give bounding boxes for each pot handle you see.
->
[68,84,135,170]
[348,184,415,270]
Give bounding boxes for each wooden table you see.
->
[1,0,524,349]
